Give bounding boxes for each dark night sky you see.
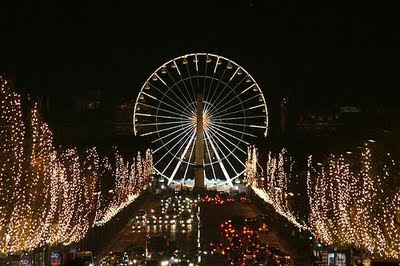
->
[1,1,399,106]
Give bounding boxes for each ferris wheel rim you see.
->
[133,53,269,187]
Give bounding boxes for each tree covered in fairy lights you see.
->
[0,75,153,254]
[247,143,400,259]
[246,146,310,230]
[307,144,400,258]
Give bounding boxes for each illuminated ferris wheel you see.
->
[133,53,268,188]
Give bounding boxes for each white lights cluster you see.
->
[94,149,153,226]
[247,142,400,259]
[307,144,400,258]
[0,76,153,254]
[246,146,309,230]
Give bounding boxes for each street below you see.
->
[98,191,304,265]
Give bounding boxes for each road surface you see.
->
[99,193,292,262]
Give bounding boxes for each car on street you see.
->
[268,247,294,266]
[124,245,145,264]
[136,210,147,220]
[75,251,94,266]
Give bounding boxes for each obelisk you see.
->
[194,91,205,190]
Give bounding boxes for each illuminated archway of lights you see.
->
[134,53,268,187]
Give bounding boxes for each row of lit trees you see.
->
[246,144,400,259]
[246,146,310,230]
[94,148,153,226]
[0,76,153,254]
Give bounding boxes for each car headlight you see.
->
[160,260,169,266]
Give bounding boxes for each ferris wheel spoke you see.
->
[204,58,218,106]
[139,90,193,118]
[210,123,257,138]
[213,115,267,121]
[213,56,221,74]
[211,75,247,110]
[216,93,262,115]
[229,67,240,81]
[202,55,209,99]
[194,54,200,88]
[171,61,197,109]
[167,130,196,185]
[208,124,248,154]
[208,84,231,115]
[174,60,196,105]
[152,123,194,143]
[142,123,190,137]
[206,128,241,171]
[205,129,239,175]
[165,67,196,114]
[203,101,220,120]
[211,64,240,106]
[213,121,267,130]
[153,125,194,153]
[136,102,190,119]
[239,83,257,95]
[161,129,195,181]
[204,135,217,180]
[204,129,234,187]
[184,64,197,101]
[208,59,228,105]
[147,81,194,115]
[214,104,266,119]
[209,125,248,149]
[203,101,213,121]
[154,127,195,167]
[172,60,182,75]
[216,90,258,115]
[141,89,184,114]
[154,73,167,86]
[135,112,192,121]
[207,128,246,168]
[136,121,190,127]
[182,135,196,184]
[156,96,193,118]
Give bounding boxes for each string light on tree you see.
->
[246,146,309,231]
